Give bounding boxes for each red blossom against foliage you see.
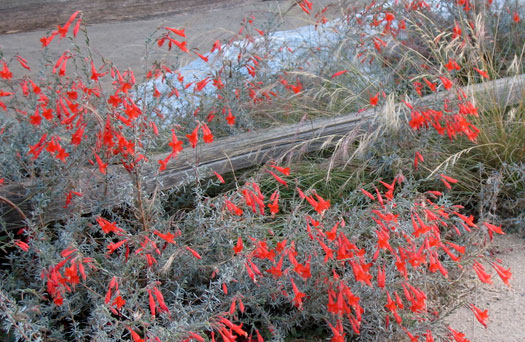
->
[414,151,424,170]
[513,12,520,23]
[290,278,306,309]
[201,123,214,143]
[14,240,30,252]
[213,171,225,183]
[267,170,288,187]
[369,92,379,106]
[154,230,176,244]
[439,76,453,90]
[185,246,202,259]
[128,327,144,342]
[96,217,124,234]
[233,237,244,254]
[331,70,348,78]
[107,239,128,255]
[225,108,236,125]
[186,125,199,148]
[94,153,107,174]
[473,67,489,79]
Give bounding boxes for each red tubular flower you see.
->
[473,67,489,79]
[414,151,424,170]
[327,319,345,342]
[153,230,176,244]
[269,164,290,176]
[423,78,437,92]
[94,153,107,175]
[158,155,171,171]
[15,56,31,70]
[484,222,504,241]
[201,123,214,143]
[153,287,169,314]
[513,12,520,23]
[148,289,156,318]
[112,295,125,310]
[14,240,30,252]
[290,278,306,309]
[224,199,243,216]
[127,327,144,342]
[0,61,13,80]
[472,262,492,284]
[185,246,202,259]
[225,109,236,125]
[360,188,375,201]
[445,59,461,71]
[312,193,330,214]
[213,171,225,183]
[376,264,386,288]
[172,39,189,53]
[107,239,127,255]
[267,170,288,187]
[195,78,210,93]
[369,92,379,106]
[452,22,462,39]
[96,217,124,234]
[331,70,348,78]
[165,26,185,37]
[268,190,280,217]
[168,128,183,156]
[186,125,199,148]
[188,332,205,342]
[439,76,453,90]
[448,327,470,342]
[217,316,248,337]
[210,40,221,53]
[233,237,243,254]
[470,304,489,327]
[490,262,512,286]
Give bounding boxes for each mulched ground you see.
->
[0,0,249,34]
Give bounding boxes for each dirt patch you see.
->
[445,233,525,342]
[0,0,330,86]
[0,0,251,34]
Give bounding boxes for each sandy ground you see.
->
[445,233,525,342]
[0,0,256,34]
[0,0,334,86]
[0,1,524,341]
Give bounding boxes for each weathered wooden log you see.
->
[1,74,524,224]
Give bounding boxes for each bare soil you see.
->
[0,0,251,34]
[446,233,525,342]
[0,0,332,87]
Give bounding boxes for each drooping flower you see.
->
[470,304,489,328]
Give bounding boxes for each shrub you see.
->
[0,1,521,341]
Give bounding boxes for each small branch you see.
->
[0,194,28,223]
